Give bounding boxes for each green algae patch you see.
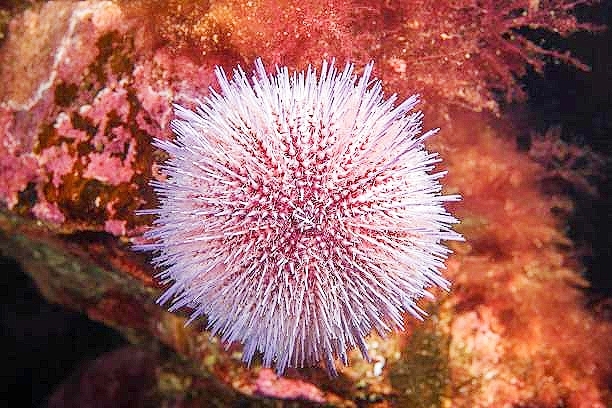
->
[389,321,450,408]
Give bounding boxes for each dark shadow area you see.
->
[0,256,126,407]
[521,1,612,304]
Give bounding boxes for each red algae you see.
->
[0,0,595,228]
[432,112,612,407]
[379,0,597,113]
[124,0,596,112]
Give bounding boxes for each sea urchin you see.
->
[137,59,462,375]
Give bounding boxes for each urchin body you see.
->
[138,59,461,374]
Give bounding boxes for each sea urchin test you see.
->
[136,59,462,375]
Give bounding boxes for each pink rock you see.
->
[39,144,77,188]
[83,148,135,186]
[104,219,127,236]
[31,200,66,224]
[254,369,325,403]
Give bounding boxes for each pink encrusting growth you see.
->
[137,59,462,374]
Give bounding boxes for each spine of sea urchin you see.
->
[136,59,463,375]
